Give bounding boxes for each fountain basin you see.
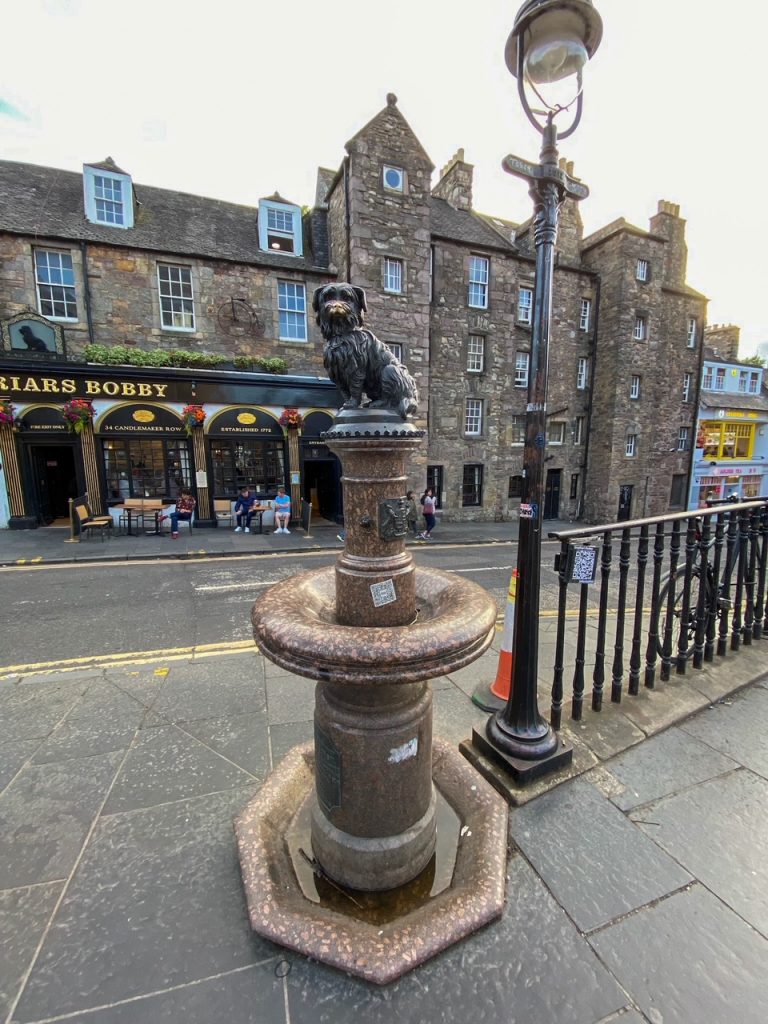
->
[235,738,508,985]
[252,565,497,684]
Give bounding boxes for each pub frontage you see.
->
[0,358,341,529]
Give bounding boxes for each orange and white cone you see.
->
[472,569,517,712]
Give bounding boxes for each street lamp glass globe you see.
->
[524,30,588,84]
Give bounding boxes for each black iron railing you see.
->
[547,500,768,728]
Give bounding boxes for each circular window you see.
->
[383,166,404,191]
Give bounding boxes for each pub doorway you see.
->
[28,444,78,524]
[302,451,341,523]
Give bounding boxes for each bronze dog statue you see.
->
[312,283,418,420]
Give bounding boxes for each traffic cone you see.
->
[472,569,517,712]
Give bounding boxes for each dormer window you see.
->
[82,161,134,229]
[258,198,303,257]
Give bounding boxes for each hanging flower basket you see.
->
[0,399,15,427]
[279,407,303,429]
[62,398,95,434]
[182,404,206,435]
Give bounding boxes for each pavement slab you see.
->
[26,963,286,1024]
[102,725,256,815]
[179,712,271,781]
[0,883,62,1023]
[589,885,768,1024]
[509,777,692,933]
[0,739,41,794]
[600,725,739,811]
[679,683,768,779]
[0,751,123,889]
[264,673,315,726]
[268,721,313,768]
[630,767,768,937]
[12,787,265,1023]
[151,660,266,724]
[0,680,89,741]
[284,856,626,1024]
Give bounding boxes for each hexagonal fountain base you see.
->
[235,737,508,985]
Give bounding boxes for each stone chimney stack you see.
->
[704,324,741,361]
[432,148,473,212]
[649,199,688,288]
[556,157,583,261]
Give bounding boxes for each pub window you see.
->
[626,433,637,457]
[514,351,529,388]
[636,258,649,281]
[579,298,591,331]
[686,318,697,348]
[383,257,403,294]
[630,374,641,399]
[426,464,443,508]
[576,357,589,390]
[277,280,307,341]
[209,439,286,495]
[468,255,489,309]
[633,314,647,341]
[34,249,78,321]
[157,264,195,330]
[462,463,483,506]
[678,426,690,451]
[388,342,403,362]
[683,373,692,402]
[700,421,755,460]
[573,416,585,445]
[102,438,191,501]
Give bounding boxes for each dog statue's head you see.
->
[312,283,367,339]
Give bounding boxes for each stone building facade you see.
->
[0,96,708,528]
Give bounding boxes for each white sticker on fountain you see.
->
[370,579,397,607]
[388,737,418,764]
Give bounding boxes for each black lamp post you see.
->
[476,0,603,784]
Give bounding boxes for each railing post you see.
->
[718,511,738,657]
[660,520,681,682]
[592,530,612,711]
[692,515,711,669]
[731,510,749,651]
[550,540,569,730]
[744,508,758,643]
[629,525,649,695]
[645,522,666,688]
[707,513,725,661]
[610,528,631,702]
[572,581,589,720]
[756,505,768,639]
[675,517,698,675]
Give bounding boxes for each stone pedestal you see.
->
[244,406,508,981]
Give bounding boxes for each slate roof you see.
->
[699,391,768,414]
[429,196,517,252]
[0,159,330,274]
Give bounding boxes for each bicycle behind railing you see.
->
[547,500,768,729]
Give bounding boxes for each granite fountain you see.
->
[235,284,508,983]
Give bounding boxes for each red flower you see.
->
[279,407,303,428]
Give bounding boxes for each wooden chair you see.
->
[214,499,234,528]
[74,501,114,541]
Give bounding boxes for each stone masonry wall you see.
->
[1,233,331,375]
[428,236,596,522]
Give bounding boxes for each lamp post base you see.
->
[468,725,572,786]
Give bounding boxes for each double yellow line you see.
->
[0,639,257,680]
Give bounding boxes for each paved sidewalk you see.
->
[1,642,766,1023]
[0,516,579,566]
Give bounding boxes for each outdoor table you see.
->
[112,501,166,537]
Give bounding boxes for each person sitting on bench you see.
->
[161,487,196,538]
[273,486,291,534]
[233,487,257,533]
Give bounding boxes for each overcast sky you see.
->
[3,0,766,354]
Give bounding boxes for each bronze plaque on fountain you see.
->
[379,497,409,540]
[315,723,342,813]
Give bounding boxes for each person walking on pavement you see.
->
[420,487,436,539]
[233,486,257,533]
[273,485,291,534]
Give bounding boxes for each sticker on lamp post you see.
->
[370,579,397,607]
